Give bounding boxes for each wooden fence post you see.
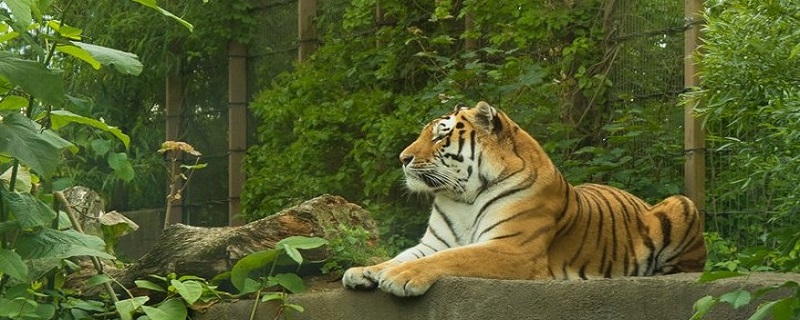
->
[228,41,248,226]
[684,0,705,217]
[298,0,318,61]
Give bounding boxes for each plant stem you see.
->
[249,288,262,320]
[54,191,119,303]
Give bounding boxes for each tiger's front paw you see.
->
[342,262,397,290]
[377,263,437,297]
[342,266,377,290]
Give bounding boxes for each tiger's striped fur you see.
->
[342,101,706,297]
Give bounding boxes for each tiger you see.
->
[342,101,706,297]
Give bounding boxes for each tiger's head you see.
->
[400,101,538,202]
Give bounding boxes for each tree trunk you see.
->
[67,194,379,295]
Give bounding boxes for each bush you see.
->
[243,0,686,251]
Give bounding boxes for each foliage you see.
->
[214,236,328,320]
[321,223,388,275]
[685,0,800,318]
[55,0,257,212]
[0,1,204,320]
[243,0,685,251]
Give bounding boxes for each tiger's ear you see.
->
[474,101,502,135]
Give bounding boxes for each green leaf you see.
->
[230,249,279,293]
[271,273,306,294]
[0,249,28,281]
[141,298,187,320]
[71,41,143,76]
[56,45,101,70]
[131,0,194,32]
[135,279,166,292]
[278,236,328,250]
[690,295,718,320]
[0,297,38,318]
[86,274,112,287]
[770,297,796,320]
[0,52,64,106]
[49,109,131,148]
[91,139,112,156]
[719,289,751,309]
[107,152,135,181]
[5,0,34,27]
[284,303,305,313]
[748,300,779,320]
[170,279,204,305]
[115,296,149,320]
[277,236,327,265]
[260,292,285,302]
[0,113,75,178]
[790,43,800,60]
[16,228,114,260]
[697,270,745,283]
[46,20,82,40]
[1,187,57,229]
[0,95,28,111]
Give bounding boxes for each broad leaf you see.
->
[135,279,166,292]
[0,52,64,106]
[748,300,779,320]
[0,95,28,111]
[16,228,113,260]
[86,274,112,287]
[49,109,130,148]
[690,295,718,320]
[141,298,186,320]
[46,20,82,40]
[230,248,279,293]
[171,279,204,304]
[115,296,149,320]
[277,236,327,264]
[0,113,75,178]
[719,289,751,309]
[1,164,35,192]
[131,0,194,32]
[4,0,34,27]
[72,42,143,76]
[0,297,38,319]
[0,249,28,281]
[107,152,135,181]
[91,139,112,156]
[1,188,57,229]
[271,273,306,294]
[56,45,101,69]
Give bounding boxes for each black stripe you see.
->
[471,179,534,230]
[469,131,476,160]
[434,202,460,244]
[426,226,450,248]
[476,208,536,240]
[519,224,554,246]
[490,232,522,241]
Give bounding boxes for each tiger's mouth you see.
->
[404,168,455,193]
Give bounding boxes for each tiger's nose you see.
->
[400,154,413,166]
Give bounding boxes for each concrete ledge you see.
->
[197,273,800,320]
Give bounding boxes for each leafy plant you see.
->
[685,0,800,318]
[0,1,194,319]
[215,236,328,320]
[321,223,387,275]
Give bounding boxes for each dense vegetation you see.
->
[242,0,686,251]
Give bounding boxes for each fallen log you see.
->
[67,194,380,295]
